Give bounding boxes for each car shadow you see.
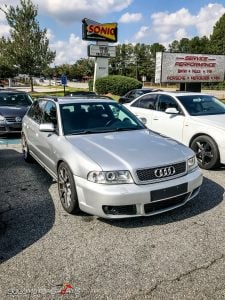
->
[0,148,55,263]
[99,176,224,228]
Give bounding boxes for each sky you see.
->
[0,0,225,65]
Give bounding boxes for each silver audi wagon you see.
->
[22,97,202,219]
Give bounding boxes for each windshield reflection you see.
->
[177,95,225,116]
[60,102,145,135]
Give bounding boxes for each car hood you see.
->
[66,129,192,170]
[191,114,225,130]
[0,106,28,117]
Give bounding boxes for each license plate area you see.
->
[151,183,188,202]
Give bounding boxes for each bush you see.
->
[94,75,142,96]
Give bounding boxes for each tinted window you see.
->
[131,94,157,109]
[157,95,179,112]
[27,100,46,124]
[43,101,57,125]
[131,98,141,107]
[177,95,225,116]
[139,95,157,110]
[129,91,137,100]
[0,93,32,106]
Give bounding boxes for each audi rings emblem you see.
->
[154,166,176,178]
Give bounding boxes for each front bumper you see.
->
[75,168,203,219]
[0,123,22,134]
[219,145,225,165]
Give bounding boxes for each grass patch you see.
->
[29,88,89,99]
[29,88,120,101]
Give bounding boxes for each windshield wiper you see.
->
[114,127,143,131]
[70,130,103,135]
[68,127,143,135]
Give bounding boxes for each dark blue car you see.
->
[0,90,33,134]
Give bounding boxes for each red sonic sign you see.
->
[82,18,117,43]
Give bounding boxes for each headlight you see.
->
[0,115,6,124]
[87,170,133,184]
[187,156,198,172]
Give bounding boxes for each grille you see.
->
[136,161,186,182]
[5,116,16,123]
[102,205,137,215]
[144,193,190,214]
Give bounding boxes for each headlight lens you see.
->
[187,155,198,172]
[0,115,6,124]
[87,170,133,184]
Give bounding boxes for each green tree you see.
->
[150,43,166,58]
[72,58,94,80]
[209,13,225,54]
[0,0,55,91]
[0,37,18,79]
[189,36,210,53]
[168,40,180,52]
[109,43,165,82]
[169,36,210,54]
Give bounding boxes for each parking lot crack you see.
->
[128,253,225,299]
[174,253,225,280]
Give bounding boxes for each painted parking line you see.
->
[0,138,21,145]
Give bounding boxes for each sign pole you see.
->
[93,41,109,92]
[61,74,67,96]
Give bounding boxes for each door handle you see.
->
[153,118,159,120]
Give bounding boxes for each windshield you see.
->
[177,95,225,116]
[0,93,33,107]
[60,102,145,135]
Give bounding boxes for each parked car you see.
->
[0,90,33,134]
[52,79,61,86]
[125,91,225,170]
[22,96,202,219]
[64,91,113,100]
[118,88,162,104]
[64,91,97,97]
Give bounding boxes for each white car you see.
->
[125,91,225,170]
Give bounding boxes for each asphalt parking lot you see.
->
[0,144,225,299]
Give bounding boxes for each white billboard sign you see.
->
[155,52,225,83]
[88,44,116,58]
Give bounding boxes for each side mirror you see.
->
[165,107,179,114]
[119,97,126,104]
[39,123,55,132]
[139,117,147,125]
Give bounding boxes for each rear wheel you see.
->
[21,134,33,163]
[57,162,80,214]
[190,135,220,170]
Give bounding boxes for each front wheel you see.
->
[57,162,80,214]
[190,135,220,170]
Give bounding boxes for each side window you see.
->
[43,101,57,125]
[157,95,179,112]
[27,100,46,124]
[139,95,157,110]
[129,91,136,100]
[131,99,141,107]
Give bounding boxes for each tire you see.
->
[190,135,220,170]
[21,134,33,163]
[57,162,80,214]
